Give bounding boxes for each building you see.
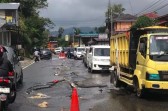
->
[112,14,137,34]
[78,33,99,46]
[0,3,20,46]
[157,14,168,26]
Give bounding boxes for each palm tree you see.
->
[73,27,81,35]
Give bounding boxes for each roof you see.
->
[113,14,137,22]
[79,33,99,38]
[0,3,20,10]
[157,14,168,20]
[139,26,168,30]
[144,12,159,19]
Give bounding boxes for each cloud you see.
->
[40,0,168,31]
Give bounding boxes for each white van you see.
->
[87,45,113,73]
[74,47,85,59]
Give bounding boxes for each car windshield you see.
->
[77,48,85,52]
[150,35,168,55]
[94,48,110,56]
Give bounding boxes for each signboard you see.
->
[6,16,13,23]
[65,35,69,41]
[98,34,108,39]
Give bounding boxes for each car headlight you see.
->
[146,73,160,80]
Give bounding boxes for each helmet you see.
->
[0,46,4,58]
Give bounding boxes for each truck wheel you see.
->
[111,70,121,87]
[134,78,145,98]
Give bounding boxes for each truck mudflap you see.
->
[144,81,168,89]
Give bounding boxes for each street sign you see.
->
[65,35,69,41]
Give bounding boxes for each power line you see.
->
[154,2,168,12]
[136,0,163,15]
[128,0,134,15]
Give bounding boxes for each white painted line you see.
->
[23,61,35,70]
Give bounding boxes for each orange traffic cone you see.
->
[70,88,80,111]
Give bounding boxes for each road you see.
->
[8,55,168,111]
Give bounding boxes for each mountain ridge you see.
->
[50,27,96,37]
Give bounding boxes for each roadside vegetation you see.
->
[1,0,54,56]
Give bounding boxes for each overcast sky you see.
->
[39,0,168,31]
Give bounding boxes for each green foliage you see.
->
[131,16,157,30]
[56,37,69,47]
[73,27,81,35]
[58,27,64,38]
[94,26,106,33]
[1,0,54,55]
[105,4,125,18]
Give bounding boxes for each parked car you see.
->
[3,46,23,85]
[54,47,62,54]
[40,49,52,60]
[87,45,113,73]
[73,47,85,59]
[82,47,90,67]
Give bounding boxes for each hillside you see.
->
[50,27,96,37]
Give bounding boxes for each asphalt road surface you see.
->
[8,55,168,111]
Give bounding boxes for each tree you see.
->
[73,27,81,35]
[94,26,106,33]
[58,27,64,38]
[2,0,54,51]
[105,3,125,18]
[131,16,157,30]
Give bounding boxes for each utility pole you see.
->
[106,0,111,46]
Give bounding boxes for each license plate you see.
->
[0,88,10,93]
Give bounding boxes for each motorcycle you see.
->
[34,56,40,62]
[0,72,16,111]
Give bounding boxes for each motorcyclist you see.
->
[34,49,40,62]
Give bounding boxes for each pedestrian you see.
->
[34,49,40,62]
[67,49,71,58]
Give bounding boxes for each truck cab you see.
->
[110,26,168,98]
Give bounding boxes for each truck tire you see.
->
[110,70,121,87]
[133,78,145,98]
